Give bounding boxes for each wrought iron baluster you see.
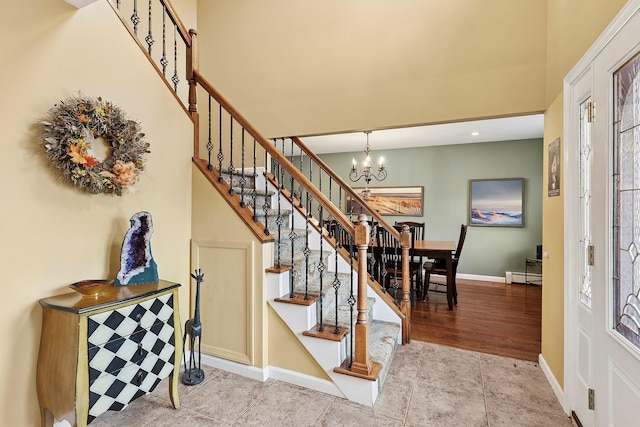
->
[131,0,140,35]
[275,161,283,269]
[280,139,286,189]
[380,236,388,294]
[217,105,223,182]
[206,95,213,170]
[171,24,179,91]
[272,139,278,183]
[317,172,325,332]
[298,146,304,207]
[332,222,342,335]
[116,0,121,10]
[304,190,311,300]
[252,138,257,221]
[288,175,296,298]
[289,138,295,205]
[240,129,246,207]
[160,4,168,75]
[392,238,400,303]
[145,0,154,54]
[228,117,235,196]
[262,149,270,236]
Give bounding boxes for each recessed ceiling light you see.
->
[471,131,480,136]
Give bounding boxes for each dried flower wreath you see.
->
[40,94,149,195]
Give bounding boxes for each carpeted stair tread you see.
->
[369,320,401,389]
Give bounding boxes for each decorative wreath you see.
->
[40,94,149,195]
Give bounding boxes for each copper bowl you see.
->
[69,279,114,297]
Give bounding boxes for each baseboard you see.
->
[539,353,569,415]
[457,273,506,283]
[268,366,344,398]
[193,352,344,398]
[198,352,268,382]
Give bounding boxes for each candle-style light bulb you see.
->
[379,157,384,166]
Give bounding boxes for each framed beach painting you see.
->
[468,178,524,227]
[346,186,424,216]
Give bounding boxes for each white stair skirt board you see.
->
[191,351,345,399]
[539,353,569,415]
[268,298,379,407]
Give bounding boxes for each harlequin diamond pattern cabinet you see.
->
[37,280,182,427]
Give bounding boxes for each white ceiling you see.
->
[299,114,544,154]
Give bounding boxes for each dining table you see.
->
[411,240,457,310]
[371,238,457,310]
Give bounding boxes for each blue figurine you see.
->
[114,211,159,286]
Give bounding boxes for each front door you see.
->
[566,3,640,426]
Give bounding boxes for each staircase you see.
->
[219,167,401,405]
[101,0,412,407]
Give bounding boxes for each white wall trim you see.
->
[539,353,569,415]
[192,351,344,398]
[198,352,268,382]
[457,273,505,283]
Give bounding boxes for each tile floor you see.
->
[90,341,573,426]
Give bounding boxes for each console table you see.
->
[37,280,182,426]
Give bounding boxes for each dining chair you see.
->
[395,221,426,299]
[423,224,468,304]
[376,225,421,305]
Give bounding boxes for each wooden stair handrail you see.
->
[159,0,193,46]
[193,70,355,236]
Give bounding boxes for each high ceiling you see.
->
[299,114,544,155]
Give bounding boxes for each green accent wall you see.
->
[317,138,542,278]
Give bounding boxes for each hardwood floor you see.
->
[410,277,542,362]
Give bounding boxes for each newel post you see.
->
[400,224,411,344]
[351,214,373,376]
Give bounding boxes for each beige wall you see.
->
[0,1,194,424]
[197,0,548,138]
[545,0,628,104]
[542,94,565,387]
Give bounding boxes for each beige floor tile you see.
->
[416,343,483,393]
[231,381,335,426]
[406,382,488,426]
[178,369,276,424]
[482,362,565,417]
[320,399,403,426]
[372,373,414,421]
[486,399,572,427]
[386,341,424,379]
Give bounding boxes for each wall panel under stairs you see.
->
[191,165,329,379]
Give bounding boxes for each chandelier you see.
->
[349,131,387,198]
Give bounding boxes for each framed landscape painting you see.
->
[346,186,424,216]
[468,178,524,227]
